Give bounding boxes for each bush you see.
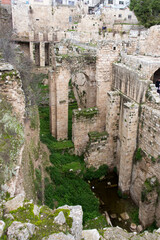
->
[130,0,160,28]
[83,165,108,181]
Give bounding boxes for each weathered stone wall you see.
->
[72,108,99,155]
[84,131,113,169]
[118,101,139,193]
[130,103,160,227]
[72,64,97,109]
[139,26,160,57]
[113,62,151,103]
[49,63,70,140]
[106,90,120,168]
[0,62,25,197]
[12,3,80,38]
[139,104,160,159]
[96,43,120,131]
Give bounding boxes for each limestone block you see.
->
[0,221,5,237]
[5,193,25,213]
[54,211,66,225]
[7,221,35,240]
[33,205,40,216]
[120,212,129,220]
[82,229,100,240]
[58,205,83,240]
[42,232,75,240]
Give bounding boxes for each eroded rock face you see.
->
[42,232,75,240]
[82,229,100,240]
[0,220,5,237]
[4,193,25,213]
[0,62,25,197]
[58,205,83,240]
[7,221,35,240]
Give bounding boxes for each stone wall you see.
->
[106,90,120,168]
[118,101,139,193]
[130,103,160,227]
[96,43,120,131]
[113,62,151,103]
[0,62,25,197]
[72,108,99,155]
[84,131,113,169]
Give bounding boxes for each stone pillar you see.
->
[96,44,119,131]
[118,102,139,193]
[29,42,35,64]
[40,42,45,67]
[48,31,53,42]
[49,64,70,140]
[39,32,44,42]
[29,31,34,41]
[106,91,120,167]
[49,70,57,137]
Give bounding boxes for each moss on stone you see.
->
[141,177,159,202]
[73,107,98,119]
[9,203,74,239]
[88,131,109,141]
[0,94,24,186]
[1,71,18,81]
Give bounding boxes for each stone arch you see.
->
[150,68,160,84]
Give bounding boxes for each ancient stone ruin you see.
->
[1,0,160,239]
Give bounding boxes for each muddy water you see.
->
[90,172,138,232]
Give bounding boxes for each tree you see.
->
[130,0,160,28]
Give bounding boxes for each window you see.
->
[118,14,122,18]
[119,1,124,4]
[108,0,113,4]
[128,15,132,19]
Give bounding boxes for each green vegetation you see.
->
[129,208,139,225]
[134,148,143,162]
[68,80,78,139]
[34,167,42,204]
[88,131,109,141]
[146,221,158,232]
[73,107,98,119]
[7,203,74,239]
[84,215,108,230]
[130,0,160,28]
[39,105,102,223]
[141,177,159,202]
[0,94,24,185]
[83,165,108,181]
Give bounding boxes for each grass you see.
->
[39,104,100,223]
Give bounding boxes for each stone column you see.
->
[49,70,57,137]
[29,42,35,64]
[49,64,70,140]
[106,91,120,167]
[118,102,139,193]
[29,31,34,41]
[40,42,45,67]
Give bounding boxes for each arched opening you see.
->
[151,68,160,94]
[151,68,160,84]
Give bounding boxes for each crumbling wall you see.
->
[96,43,120,131]
[130,103,160,227]
[118,101,139,193]
[84,131,111,169]
[72,108,99,155]
[0,62,25,197]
